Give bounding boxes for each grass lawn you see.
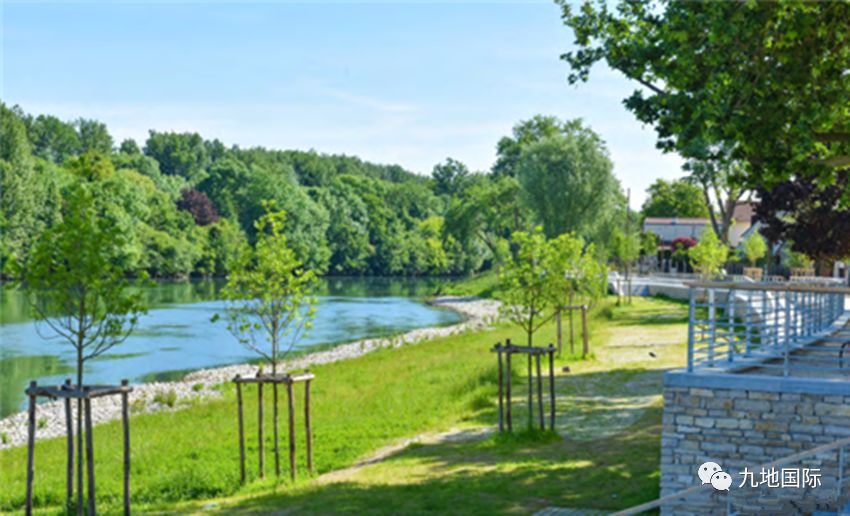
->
[0,296,688,514]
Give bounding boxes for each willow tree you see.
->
[23,177,146,514]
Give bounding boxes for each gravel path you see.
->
[0,296,500,450]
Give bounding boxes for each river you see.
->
[0,277,460,418]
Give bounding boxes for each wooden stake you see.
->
[258,381,264,479]
[84,392,95,516]
[273,383,280,477]
[236,377,246,483]
[64,379,74,512]
[505,340,512,432]
[581,305,589,358]
[25,381,36,516]
[526,354,532,428]
[535,354,544,430]
[496,344,504,432]
[569,293,575,353]
[304,376,313,473]
[548,347,556,430]
[556,310,562,356]
[287,382,296,482]
[121,379,130,516]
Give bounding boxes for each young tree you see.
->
[741,232,768,268]
[611,227,641,304]
[216,201,317,375]
[546,234,606,355]
[498,228,557,347]
[23,180,146,513]
[689,229,729,279]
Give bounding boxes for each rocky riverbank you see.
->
[0,296,500,450]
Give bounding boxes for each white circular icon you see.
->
[711,471,732,491]
[698,461,722,485]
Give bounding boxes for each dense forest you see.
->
[0,104,628,279]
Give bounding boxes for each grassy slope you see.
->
[205,297,689,515]
[0,296,688,514]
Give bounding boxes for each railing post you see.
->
[708,288,716,367]
[838,444,845,502]
[744,290,753,356]
[728,287,735,363]
[784,289,791,377]
[687,287,695,372]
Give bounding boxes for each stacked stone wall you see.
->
[661,385,850,514]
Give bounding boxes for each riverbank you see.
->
[0,296,500,450]
[1,295,687,513]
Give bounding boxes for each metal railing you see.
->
[686,282,850,376]
[613,434,850,515]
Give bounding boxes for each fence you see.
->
[686,282,850,376]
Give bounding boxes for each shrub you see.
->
[153,389,178,408]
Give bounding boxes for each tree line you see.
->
[1,104,627,279]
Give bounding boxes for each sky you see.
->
[0,0,684,207]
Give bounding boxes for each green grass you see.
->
[0,296,688,514]
[441,270,502,299]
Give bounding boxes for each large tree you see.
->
[431,157,469,197]
[514,120,620,241]
[561,1,850,195]
[642,178,708,219]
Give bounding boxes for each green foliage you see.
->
[741,232,768,267]
[431,157,469,197]
[514,121,620,241]
[561,1,850,195]
[689,229,729,279]
[611,227,641,272]
[153,389,178,408]
[216,202,317,374]
[642,179,709,218]
[2,104,631,279]
[499,228,555,346]
[22,180,147,384]
[546,233,607,309]
[784,247,814,270]
[641,231,660,255]
[498,229,605,347]
[144,131,210,185]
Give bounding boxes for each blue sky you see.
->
[1,0,683,207]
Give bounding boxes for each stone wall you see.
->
[661,380,850,514]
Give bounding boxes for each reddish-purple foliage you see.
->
[755,170,850,263]
[177,188,219,226]
[671,236,697,250]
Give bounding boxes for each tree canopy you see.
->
[1,104,629,280]
[560,1,850,195]
[642,179,708,219]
